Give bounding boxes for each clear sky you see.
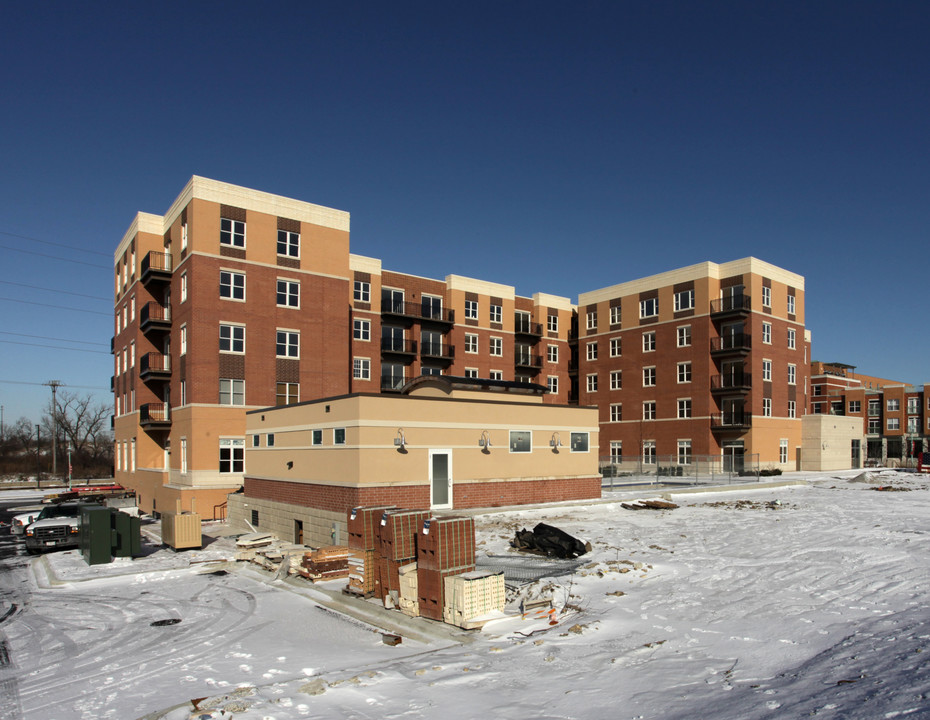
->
[1,1,927,426]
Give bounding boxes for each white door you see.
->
[429,450,452,509]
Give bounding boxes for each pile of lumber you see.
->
[620,499,679,511]
[297,545,349,582]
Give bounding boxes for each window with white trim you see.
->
[907,416,918,433]
[888,417,900,431]
[570,432,589,452]
[609,305,621,326]
[674,289,694,312]
[849,400,861,413]
[219,438,244,473]
[763,398,772,417]
[586,373,598,392]
[640,297,658,318]
[277,229,299,258]
[762,359,772,381]
[354,318,370,341]
[547,376,558,393]
[465,333,478,354]
[509,430,531,453]
[334,428,346,445]
[275,382,299,406]
[643,440,656,465]
[643,331,656,352]
[677,325,691,347]
[277,279,299,308]
[276,330,299,358]
[489,336,503,356]
[678,398,691,419]
[489,370,503,381]
[610,370,622,390]
[219,324,244,353]
[787,294,796,315]
[586,311,597,330]
[547,344,558,363]
[465,300,478,319]
[490,304,502,323]
[787,328,796,350]
[888,398,900,411]
[180,325,187,355]
[643,401,656,420]
[610,441,622,463]
[353,281,370,303]
[907,397,919,414]
[610,403,622,422]
[643,367,656,387]
[677,362,691,383]
[788,364,796,385]
[762,322,772,344]
[586,341,598,361]
[762,286,771,307]
[219,378,244,406]
[609,337,621,357]
[180,272,188,303]
[678,439,692,465]
[780,439,788,463]
[547,314,558,333]
[353,357,371,380]
[464,368,478,379]
[220,218,245,247]
[181,222,188,251]
[788,400,796,419]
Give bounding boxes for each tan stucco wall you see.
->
[801,415,862,471]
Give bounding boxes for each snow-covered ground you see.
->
[2,470,929,720]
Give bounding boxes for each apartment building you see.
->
[113,177,573,517]
[577,259,811,471]
[809,362,928,465]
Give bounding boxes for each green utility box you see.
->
[112,511,142,558]
[80,506,115,566]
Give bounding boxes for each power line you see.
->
[0,331,109,348]
[0,339,110,355]
[0,296,111,316]
[0,279,110,302]
[0,379,109,391]
[0,243,110,269]
[0,229,111,257]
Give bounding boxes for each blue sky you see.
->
[1,1,928,425]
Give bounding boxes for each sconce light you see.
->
[479,430,492,453]
[394,428,407,452]
[550,432,563,453]
[287,461,293,470]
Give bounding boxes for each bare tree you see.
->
[43,391,113,475]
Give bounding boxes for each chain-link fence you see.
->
[600,454,762,490]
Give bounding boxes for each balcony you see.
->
[139,403,171,428]
[515,353,543,369]
[381,338,417,357]
[140,251,172,284]
[140,302,171,333]
[710,294,751,318]
[868,407,881,417]
[710,333,752,356]
[514,318,543,337]
[381,375,406,393]
[710,412,753,431]
[711,372,752,393]
[421,342,454,363]
[382,301,454,326]
[139,352,171,381]
[110,375,115,391]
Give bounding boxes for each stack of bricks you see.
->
[379,509,430,606]
[298,545,349,582]
[442,570,506,627]
[346,505,395,596]
[417,516,477,621]
[397,561,419,617]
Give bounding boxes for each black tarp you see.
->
[512,522,589,559]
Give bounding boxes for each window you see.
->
[763,398,772,417]
[610,403,622,422]
[180,380,186,406]
[489,370,503,381]
[180,325,187,355]
[219,324,244,353]
[610,441,622,463]
[219,378,245,406]
[787,328,796,350]
[888,418,900,431]
[276,382,299,406]
[762,286,771,308]
[678,399,691,419]
[354,281,370,303]
[181,222,188,252]
[220,218,245,247]
[888,399,900,411]
[643,367,656,387]
[868,399,881,415]
[640,297,658,318]
[354,318,370,341]
[547,314,558,333]
[677,362,691,384]
[643,401,656,420]
[509,431,531,453]
[219,438,244,473]
[762,360,772,382]
[674,289,694,312]
[643,440,656,465]
[609,337,621,357]
[762,322,772,344]
[586,374,598,392]
[677,325,691,347]
[610,370,622,390]
[489,304,502,323]
[643,331,656,352]
[610,305,621,326]
[780,439,788,464]
[813,403,822,414]
[334,428,346,445]
[353,357,371,380]
[788,400,796,419]
[422,296,443,321]
[252,434,260,448]
[787,294,796,315]
[547,344,559,363]
[813,385,823,396]
[131,341,135,367]
[465,368,479,379]
[277,229,299,258]
[849,401,861,413]
[678,440,692,465]
[266,433,275,447]
[908,417,919,434]
[547,376,558,394]
[312,429,323,445]
[907,397,919,414]
[250,509,259,526]
[788,364,796,385]
[868,418,880,434]
[276,330,299,358]
[586,341,598,361]
[570,432,589,452]
[586,311,597,330]
[465,300,478,320]
[277,279,300,308]
[180,272,188,303]
[180,437,187,473]
[490,337,503,356]
[220,270,245,300]
[465,333,478,354]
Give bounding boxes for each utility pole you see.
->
[35,424,40,486]
[45,380,62,477]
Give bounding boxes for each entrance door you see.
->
[723,442,744,474]
[294,519,304,545]
[851,439,861,469]
[429,450,452,509]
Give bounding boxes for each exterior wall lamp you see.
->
[550,432,563,453]
[394,428,407,452]
[479,430,492,453]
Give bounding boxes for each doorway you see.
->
[429,450,452,509]
[723,442,745,474]
[294,519,304,545]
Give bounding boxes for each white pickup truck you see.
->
[23,502,87,553]
[10,506,45,535]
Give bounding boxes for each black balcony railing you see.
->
[514,319,543,336]
[139,352,170,378]
[140,251,172,281]
[382,301,454,324]
[140,302,171,331]
[381,338,417,355]
[710,333,752,353]
[710,412,752,430]
[710,294,751,315]
[421,342,454,360]
[711,372,752,391]
[515,353,543,369]
[381,375,406,392]
[139,403,170,425]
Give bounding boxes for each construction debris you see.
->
[512,523,590,559]
[620,499,679,511]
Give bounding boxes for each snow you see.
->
[2,470,929,719]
